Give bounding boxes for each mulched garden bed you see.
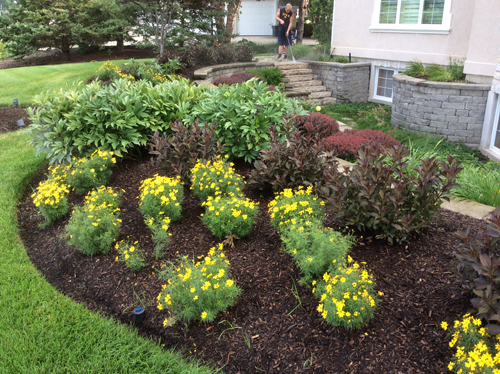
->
[0,106,32,133]
[18,156,486,373]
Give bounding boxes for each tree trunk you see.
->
[61,36,71,61]
[224,0,241,43]
[116,35,124,52]
[214,1,226,39]
[296,0,306,44]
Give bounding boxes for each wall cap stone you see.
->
[394,74,490,91]
[193,61,275,80]
[306,60,371,68]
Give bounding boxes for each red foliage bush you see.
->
[290,112,340,138]
[213,72,263,86]
[324,129,400,160]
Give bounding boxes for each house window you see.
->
[371,0,451,34]
[375,68,399,100]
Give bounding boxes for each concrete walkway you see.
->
[232,36,319,46]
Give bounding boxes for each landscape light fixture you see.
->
[133,307,145,326]
[13,99,18,107]
[17,119,25,127]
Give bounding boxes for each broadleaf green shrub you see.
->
[186,79,306,162]
[157,243,241,323]
[319,143,463,244]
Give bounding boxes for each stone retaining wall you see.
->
[307,61,371,103]
[193,61,275,83]
[392,74,490,148]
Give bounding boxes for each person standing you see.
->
[276,3,295,61]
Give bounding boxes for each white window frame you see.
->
[373,67,400,103]
[490,95,500,153]
[370,0,452,34]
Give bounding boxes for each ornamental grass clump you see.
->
[281,222,355,284]
[139,175,183,222]
[268,186,325,233]
[201,195,259,238]
[145,216,172,260]
[115,240,146,272]
[65,186,122,256]
[312,257,380,329]
[157,243,241,323]
[190,156,244,202]
[32,178,70,225]
[67,149,116,194]
[442,314,500,373]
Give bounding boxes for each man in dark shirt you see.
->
[275,3,295,61]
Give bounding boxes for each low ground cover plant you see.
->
[157,243,241,323]
[313,259,380,329]
[442,314,500,373]
[281,221,354,284]
[139,175,183,222]
[148,120,223,183]
[250,123,336,191]
[31,167,71,225]
[67,149,116,194]
[320,143,463,244]
[186,79,306,162]
[268,186,325,233]
[65,186,122,255]
[201,195,258,238]
[190,157,244,201]
[115,240,146,272]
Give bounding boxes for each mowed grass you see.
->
[0,130,214,374]
[0,59,153,107]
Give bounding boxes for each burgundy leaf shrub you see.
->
[324,129,400,160]
[213,72,261,86]
[291,112,340,138]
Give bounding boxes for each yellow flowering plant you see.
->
[201,194,259,238]
[31,178,71,226]
[139,175,183,222]
[96,61,135,81]
[145,215,172,260]
[67,149,116,194]
[115,240,146,272]
[443,314,500,373]
[65,186,122,256]
[313,258,379,329]
[156,243,240,323]
[281,220,355,284]
[268,186,325,233]
[190,156,244,202]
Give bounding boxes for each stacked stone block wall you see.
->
[392,74,490,148]
[308,61,371,103]
[193,62,274,82]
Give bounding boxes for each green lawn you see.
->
[0,59,152,107]
[0,130,214,373]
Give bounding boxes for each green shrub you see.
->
[145,215,172,260]
[245,67,283,86]
[250,122,336,191]
[320,143,463,244]
[67,149,116,194]
[186,79,306,162]
[289,44,317,60]
[27,78,203,164]
[115,240,147,272]
[157,243,241,323]
[148,120,224,183]
[65,187,122,256]
[268,186,325,233]
[281,221,354,284]
[190,157,244,202]
[139,175,183,222]
[312,260,380,329]
[201,195,259,238]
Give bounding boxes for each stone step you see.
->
[275,62,309,70]
[314,97,337,105]
[285,80,324,89]
[283,74,318,83]
[284,90,309,98]
[280,68,314,76]
[308,91,332,99]
[287,84,327,93]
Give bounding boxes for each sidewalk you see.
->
[232,36,319,45]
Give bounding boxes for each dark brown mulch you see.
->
[0,106,32,133]
[18,157,486,373]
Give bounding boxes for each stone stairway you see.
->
[276,62,336,105]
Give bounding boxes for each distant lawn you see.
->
[0,59,153,107]
[0,130,214,374]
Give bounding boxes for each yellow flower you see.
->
[226,279,234,287]
[316,106,321,112]
[441,321,448,331]
[201,311,207,319]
